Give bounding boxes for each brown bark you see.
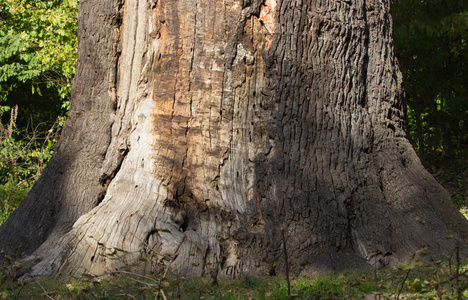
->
[1,0,467,279]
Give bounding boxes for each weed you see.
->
[0,181,29,225]
[0,107,62,225]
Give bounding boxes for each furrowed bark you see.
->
[1,0,467,279]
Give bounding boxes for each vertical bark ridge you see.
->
[22,0,162,277]
[0,0,124,255]
[230,0,375,274]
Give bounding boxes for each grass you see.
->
[0,212,467,299]
[0,181,30,225]
[0,261,467,300]
[0,206,466,300]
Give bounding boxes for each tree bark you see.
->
[1,0,467,279]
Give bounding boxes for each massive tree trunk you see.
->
[1,0,467,278]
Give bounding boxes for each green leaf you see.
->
[113,247,129,253]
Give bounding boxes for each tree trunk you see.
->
[1,0,467,279]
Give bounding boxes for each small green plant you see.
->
[0,247,26,300]
[0,106,60,185]
[0,106,62,225]
[0,181,29,225]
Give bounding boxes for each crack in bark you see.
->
[225,0,266,69]
[98,146,129,203]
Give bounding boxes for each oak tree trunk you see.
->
[1,0,467,278]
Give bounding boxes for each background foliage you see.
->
[392,0,468,208]
[392,0,467,165]
[0,0,77,221]
[0,0,77,128]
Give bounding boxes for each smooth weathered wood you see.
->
[1,0,467,279]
